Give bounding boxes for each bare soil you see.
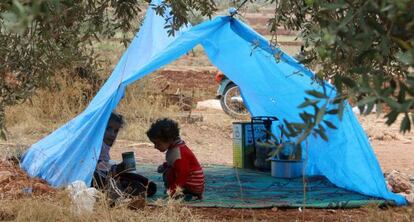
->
[0,160,55,199]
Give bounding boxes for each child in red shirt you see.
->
[146,118,204,199]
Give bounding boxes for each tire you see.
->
[220,83,249,119]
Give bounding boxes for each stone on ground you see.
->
[196,99,222,110]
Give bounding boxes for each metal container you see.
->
[254,142,276,171]
[121,151,136,172]
[232,122,267,169]
[271,158,303,178]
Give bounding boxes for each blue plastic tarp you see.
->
[21,5,406,205]
[21,0,189,187]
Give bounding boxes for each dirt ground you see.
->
[358,115,414,175]
[0,160,55,199]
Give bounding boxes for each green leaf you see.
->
[397,84,406,103]
[296,130,311,144]
[305,90,328,99]
[385,111,399,125]
[392,37,412,51]
[0,128,6,140]
[283,119,296,135]
[300,112,312,123]
[364,103,375,115]
[400,113,411,133]
[326,109,338,115]
[382,97,402,111]
[320,2,347,11]
[315,105,326,125]
[323,120,337,129]
[12,0,26,16]
[338,102,344,121]
[298,98,319,108]
[376,102,383,117]
[357,96,377,107]
[341,77,356,88]
[314,128,329,141]
[291,123,306,130]
[305,0,314,6]
[401,99,414,112]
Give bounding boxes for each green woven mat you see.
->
[135,164,388,208]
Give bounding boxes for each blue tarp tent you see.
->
[21,2,406,205]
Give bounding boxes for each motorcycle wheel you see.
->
[220,83,250,119]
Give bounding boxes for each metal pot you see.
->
[271,158,303,178]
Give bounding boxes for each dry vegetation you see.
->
[0,192,202,221]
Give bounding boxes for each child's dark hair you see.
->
[146,118,180,142]
[109,112,125,127]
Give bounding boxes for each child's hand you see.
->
[110,162,125,176]
[157,162,168,173]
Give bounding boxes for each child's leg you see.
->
[117,172,157,197]
[182,188,203,200]
[92,171,107,189]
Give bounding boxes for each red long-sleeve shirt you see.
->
[165,141,204,196]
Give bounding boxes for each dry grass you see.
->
[363,204,414,222]
[4,73,94,142]
[0,191,205,222]
[116,75,181,141]
[1,190,412,222]
[0,143,27,160]
[3,70,181,144]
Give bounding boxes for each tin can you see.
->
[122,151,136,172]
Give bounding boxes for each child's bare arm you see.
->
[157,162,168,173]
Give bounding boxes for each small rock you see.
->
[33,182,52,194]
[128,198,146,210]
[382,135,392,141]
[401,192,414,204]
[196,99,222,110]
[386,170,413,194]
[0,171,12,183]
[200,125,208,130]
[271,207,278,212]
